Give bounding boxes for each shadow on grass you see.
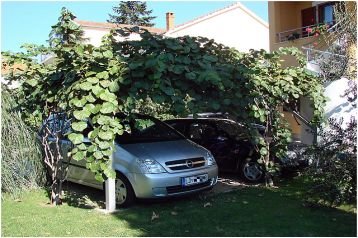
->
[61,176,357,236]
[61,181,105,209]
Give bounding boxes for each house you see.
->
[73,19,165,47]
[71,3,269,52]
[164,2,269,52]
[269,1,357,144]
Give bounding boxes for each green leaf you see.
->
[93,151,103,159]
[95,173,105,182]
[102,149,113,157]
[99,90,117,102]
[88,128,99,139]
[97,115,111,125]
[99,80,111,88]
[104,168,116,179]
[85,94,96,103]
[72,121,88,132]
[162,87,175,96]
[93,51,102,58]
[84,104,95,112]
[185,72,196,80]
[25,79,38,87]
[91,85,103,96]
[87,77,99,84]
[98,130,113,140]
[103,50,113,58]
[109,81,120,92]
[87,145,97,153]
[72,151,85,161]
[73,109,91,120]
[90,104,102,114]
[98,141,111,149]
[128,61,143,69]
[96,71,109,79]
[68,133,84,145]
[260,147,268,156]
[100,102,116,114]
[109,65,119,75]
[203,55,218,62]
[70,98,86,108]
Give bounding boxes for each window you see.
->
[188,123,217,140]
[168,122,186,134]
[215,120,247,139]
[319,2,336,25]
[116,116,183,144]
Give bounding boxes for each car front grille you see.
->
[165,157,206,171]
[166,181,211,194]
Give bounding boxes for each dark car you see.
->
[165,117,311,183]
[165,118,264,182]
[278,141,311,173]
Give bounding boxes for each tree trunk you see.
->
[264,142,274,187]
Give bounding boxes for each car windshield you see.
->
[215,120,248,139]
[116,116,184,144]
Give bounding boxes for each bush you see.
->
[304,117,356,206]
[1,88,46,198]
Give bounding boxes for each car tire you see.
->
[114,172,135,208]
[240,158,264,183]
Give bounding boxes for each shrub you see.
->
[1,88,46,198]
[304,117,357,206]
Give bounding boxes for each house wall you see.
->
[268,1,357,145]
[166,6,269,52]
[324,78,357,126]
[81,27,142,47]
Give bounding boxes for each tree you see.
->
[107,1,156,27]
[307,2,357,103]
[304,117,356,206]
[2,8,325,205]
[302,2,357,207]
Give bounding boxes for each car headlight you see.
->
[206,152,216,166]
[137,158,166,174]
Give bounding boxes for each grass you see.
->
[1,177,356,237]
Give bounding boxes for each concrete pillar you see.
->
[105,177,116,212]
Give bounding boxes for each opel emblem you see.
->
[186,160,193,168]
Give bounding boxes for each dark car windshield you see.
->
[215,120,248,139]
[116,116,184,144]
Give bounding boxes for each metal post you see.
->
[105,177,116,212]
[105,153,116,212]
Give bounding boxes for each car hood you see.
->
[120,139,208,164]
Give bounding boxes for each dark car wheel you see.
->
[115,173,135,208]
[240,158,264,183]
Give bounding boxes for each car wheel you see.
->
[240,158,264,183]
[115,173,135,207]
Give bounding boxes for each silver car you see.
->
[42,113,218,207]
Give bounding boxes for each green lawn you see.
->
[1,177,356,237]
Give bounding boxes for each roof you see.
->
[166,2,269,35]
[74,19,165,34]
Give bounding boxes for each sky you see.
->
[1,1,268,53]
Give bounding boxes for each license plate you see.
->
[181,174,208,186]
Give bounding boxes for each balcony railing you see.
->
[302,46,347,81]
[302,46,345,63]
[276,21,335,43]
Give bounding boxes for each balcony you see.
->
[276,21,335,43]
